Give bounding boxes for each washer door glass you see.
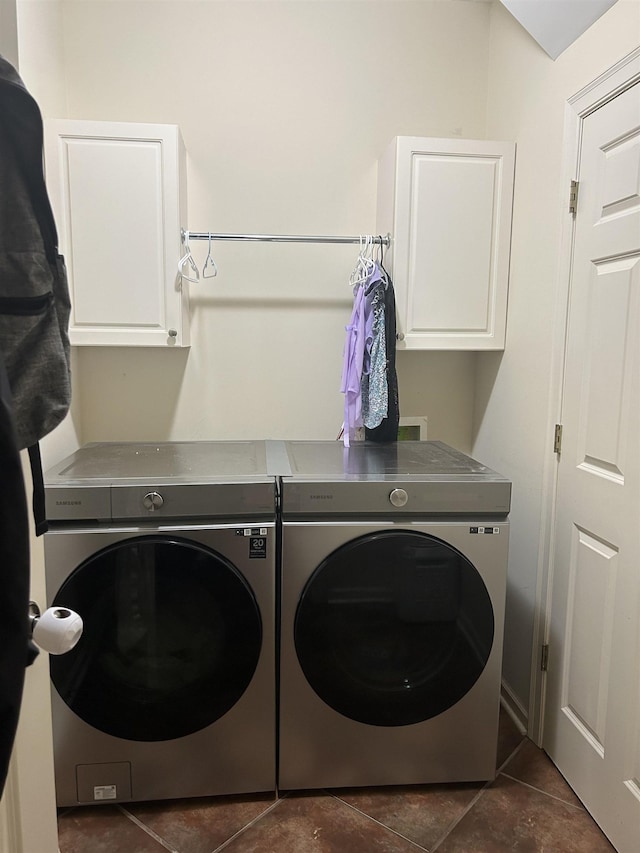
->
[294,530,494,726]
[50,536,262,741]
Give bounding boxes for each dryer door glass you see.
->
[294,530,494,726]
[50,536,262,741]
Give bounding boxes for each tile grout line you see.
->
[208,795,287,853]
[329,791,430,852]
[496,734,589,808]
[429,737,529,853]
[428,779,493,853]
[497,735,528,774]
[500,772,587,811]
[117,804,178,853]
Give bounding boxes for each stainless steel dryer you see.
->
[278,440,511,791]
[44,441,277,807]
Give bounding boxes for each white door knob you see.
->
[29,602,83,655]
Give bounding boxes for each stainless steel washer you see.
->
[278,440,511,791]
[44,441,277,806]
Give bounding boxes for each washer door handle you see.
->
[143,491,164,511]
[389,488,409,508]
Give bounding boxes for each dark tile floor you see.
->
[58,709,615,853]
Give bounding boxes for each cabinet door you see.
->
[44,120,189,347]
[377,136,515,350]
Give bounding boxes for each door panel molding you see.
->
[533,46,640,852]
[530,46,640,745]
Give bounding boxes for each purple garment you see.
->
[340,272,379,447]
[340,277,376,447]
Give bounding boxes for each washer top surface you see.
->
[280,441,511,516]
[44,441,278,522]
[45,440,273,484]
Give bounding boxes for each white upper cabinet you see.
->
[44,120,189,347]
[377,136,515,350]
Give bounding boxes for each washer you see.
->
[278,440,511,791]
[44,441,277,807]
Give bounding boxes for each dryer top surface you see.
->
[280,441,511,516]
[283,441,504,480]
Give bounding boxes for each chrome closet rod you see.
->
[183,230,391,246]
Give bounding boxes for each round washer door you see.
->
[50,536,262,742]
[294,530,494,726]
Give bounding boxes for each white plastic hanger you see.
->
[349,235,375,289]
[202,232,218,279]
[178,231,200,283]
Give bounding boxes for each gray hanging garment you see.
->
[0,54,72,536]
[361,264,388,429]
[0,54,71,452]
[365,264,399,442]
[0,354,31,797]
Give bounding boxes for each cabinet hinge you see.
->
[554,424,563,454]
[541,644,550,672]
[569,180,579,216]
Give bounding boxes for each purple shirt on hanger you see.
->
[340,276,376,447]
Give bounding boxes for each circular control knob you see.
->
[143,491,164,511]
[389,488,408,508]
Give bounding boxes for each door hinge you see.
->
[554,424,563,454]
[541,644,550,672]
[569,180,579,216]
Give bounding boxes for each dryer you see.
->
[44,441,277,806]
[278,440,511,791]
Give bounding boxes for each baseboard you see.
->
[500,679,528,735]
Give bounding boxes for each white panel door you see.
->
[544,80,640,853]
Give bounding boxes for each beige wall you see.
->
[16,0,67,116]
[51,0,491,451]
[476,0,640,717]
[0,0,18,67]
